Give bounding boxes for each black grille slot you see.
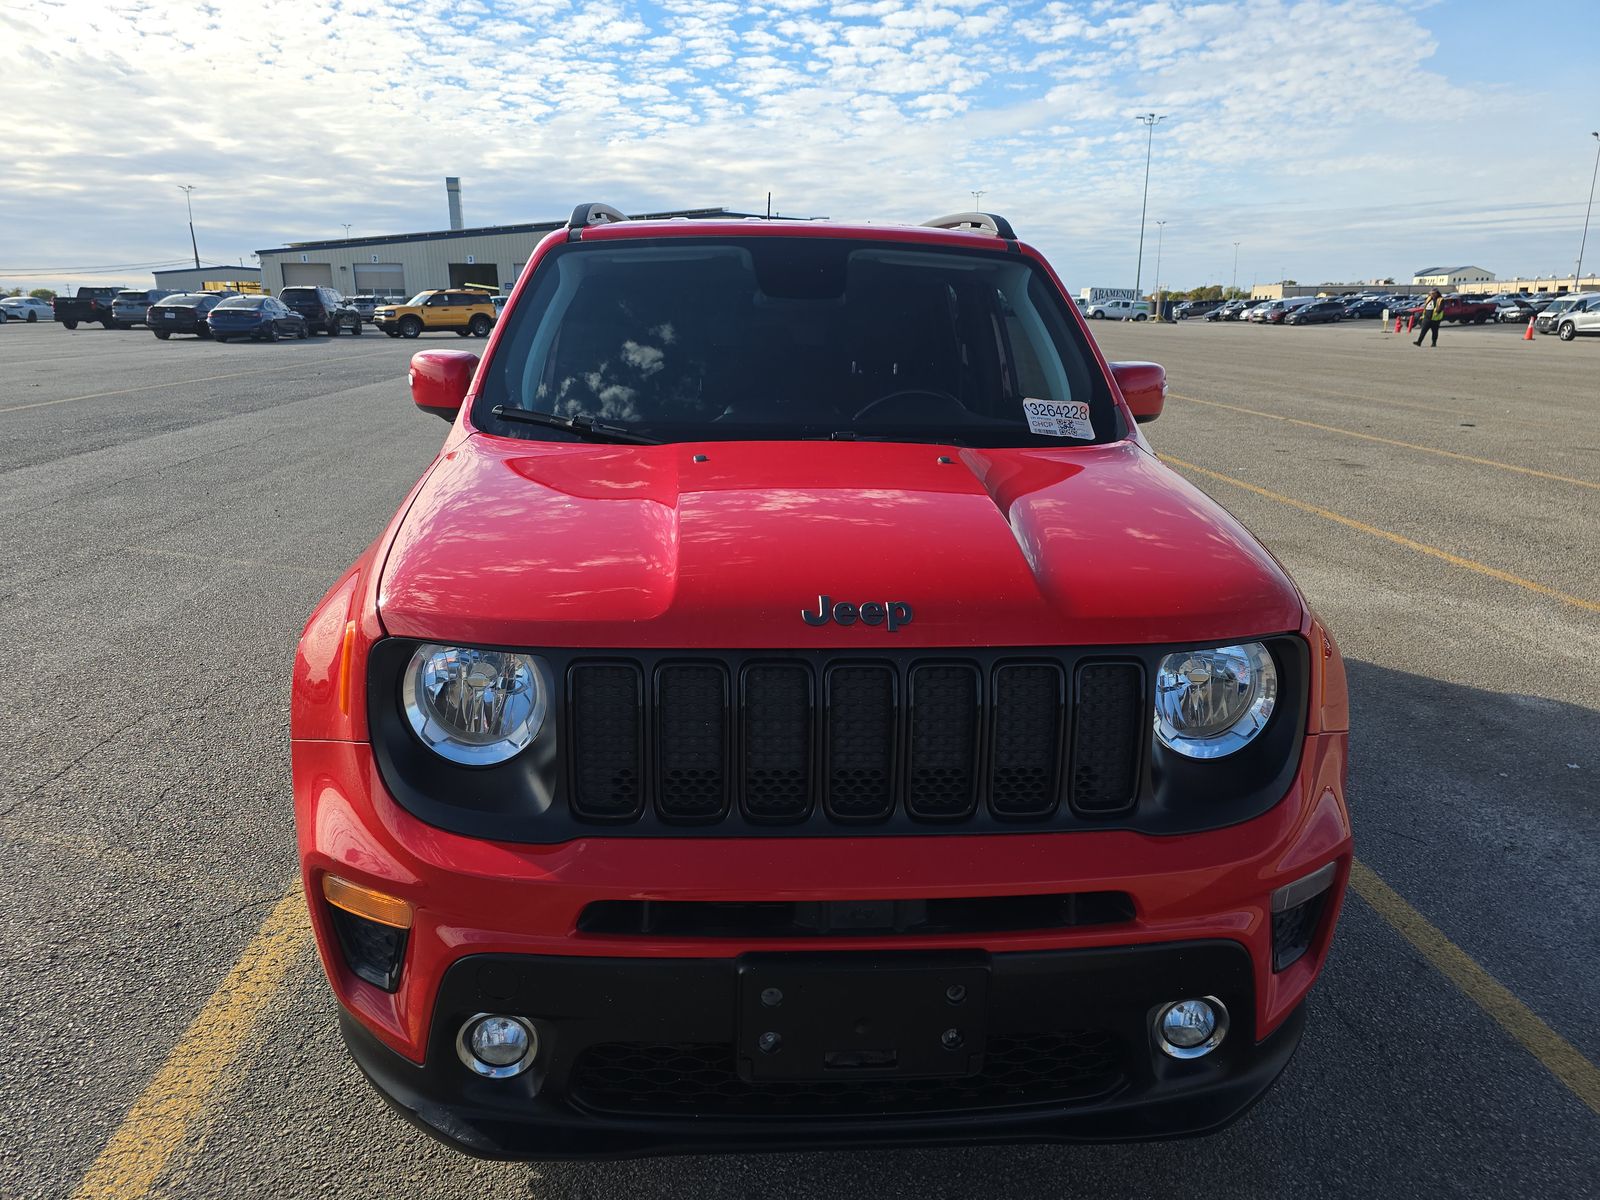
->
[571,1031,1126,1117]
[655,664,728,820]
[741,665,813,821]
[569,663,644,819]
[824,664,898,820]
[989,663,1065,817]
[1070,662,1144,814]
[1273,891,1328,971]
[907,663,980,819]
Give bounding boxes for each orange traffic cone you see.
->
[1523,316,1535,341]
[1393,316,1402,333]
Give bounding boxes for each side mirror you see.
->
[1109,360,1166,424]
[410,349,479,420]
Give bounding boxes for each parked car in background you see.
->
[53,286,124,329]
[148,293,225,339]
[1173,299,1224,319]
[349,296,381,320]
[1083,298,1151,321]
[1495,298,1537,323]
[1284,299,1345,326]
[1209,300,1252,321]
[1263,298,1319,325]
[207,295,309,342]
[1,296,54,323]
[374,289,498,338]
[1535,293,1598,336]
[1340,298,1389,319]
[1550,294,1600,341]
[111,289,176,329]
[279,286,363,336]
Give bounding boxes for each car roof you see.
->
[575,216,1023,254]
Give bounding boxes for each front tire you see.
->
[1559,322,1577,341]
[27,312,37,323]
[352,321,363,336]
[263,326,279,342]
[400,316,422,339]
[63,319,78,330]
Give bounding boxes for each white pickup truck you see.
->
[1083,298,1151,321]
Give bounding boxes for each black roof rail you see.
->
[922,211,1017,242]
[567,202,629,241]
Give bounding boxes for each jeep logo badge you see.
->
[800,596,913,631]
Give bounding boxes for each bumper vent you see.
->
[564,653,1148,830]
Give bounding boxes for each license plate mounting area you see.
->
[736,954,989,1082]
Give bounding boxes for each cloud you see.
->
[0,0,1595,294]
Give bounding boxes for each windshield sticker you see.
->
[1022,398,1094,440]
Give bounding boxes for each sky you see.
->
[2,0,1599,295]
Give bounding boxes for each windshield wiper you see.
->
[490,405,661,445]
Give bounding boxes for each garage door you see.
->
[282,263,334,288]
[353,263,405,298]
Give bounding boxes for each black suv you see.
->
[278,286,363,336]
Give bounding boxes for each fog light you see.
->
[1154,997,1229,1059]
[456,1014,537,1078]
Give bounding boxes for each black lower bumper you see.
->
[339,941,1303,1160]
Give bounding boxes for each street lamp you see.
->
[1156,221,1172,315]
[341,223,352,238]
[971,189,986,210]
[1232,242,1240,296]
[1133,113,1165,299]
[177,185,200,269]
[1576,131,1600,290]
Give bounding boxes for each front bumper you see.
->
[340,943,1306,1159]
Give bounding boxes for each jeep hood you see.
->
[378,436,1303,648]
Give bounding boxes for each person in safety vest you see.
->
[1413,289,1446,347]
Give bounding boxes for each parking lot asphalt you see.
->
[0,317,1595,1199]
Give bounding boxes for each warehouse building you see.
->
[1413,265,1495,287]
[153,265,262,293]
[256,206,761,300]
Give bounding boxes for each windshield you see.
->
[404,293,431,306]
[217,297,264,309]
[476,238,1119,448]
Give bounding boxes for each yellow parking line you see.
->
[0,351,398,415]
[1350,861,1600,1116]
[1160,455,1600,614]
[1168,392,1600,491]
[69,887,311,1200]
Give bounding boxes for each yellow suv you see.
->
[374,289,497,339]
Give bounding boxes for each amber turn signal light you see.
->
[322,875,414,930]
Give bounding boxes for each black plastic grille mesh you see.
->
[571,1031,1125,1117]
[1071,663,1144,813]
[989,663,1064,816]
[656,664,727,819]
[825,665,897,819]
[742,665,812,820]
[569,663,644,819]
[328,907,407,992]
[907,664,979,818]
[564,656,1148,826]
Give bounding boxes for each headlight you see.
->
[401,644,547,766]
[1153,642,1278,759]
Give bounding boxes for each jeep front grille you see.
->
[565,654,1146,827]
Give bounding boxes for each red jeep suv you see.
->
[292,204,1351,1159]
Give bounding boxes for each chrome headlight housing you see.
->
[402,644,548,766]
[1153,642,1278,759]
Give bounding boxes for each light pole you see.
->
[1133,113,1165,299]
[1232,242,1240,296]
[341,223,351,238]
[1154,220,1166,320]
[971,189,986,210]
[176,185,200,269]
[1576,132,1600,290]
